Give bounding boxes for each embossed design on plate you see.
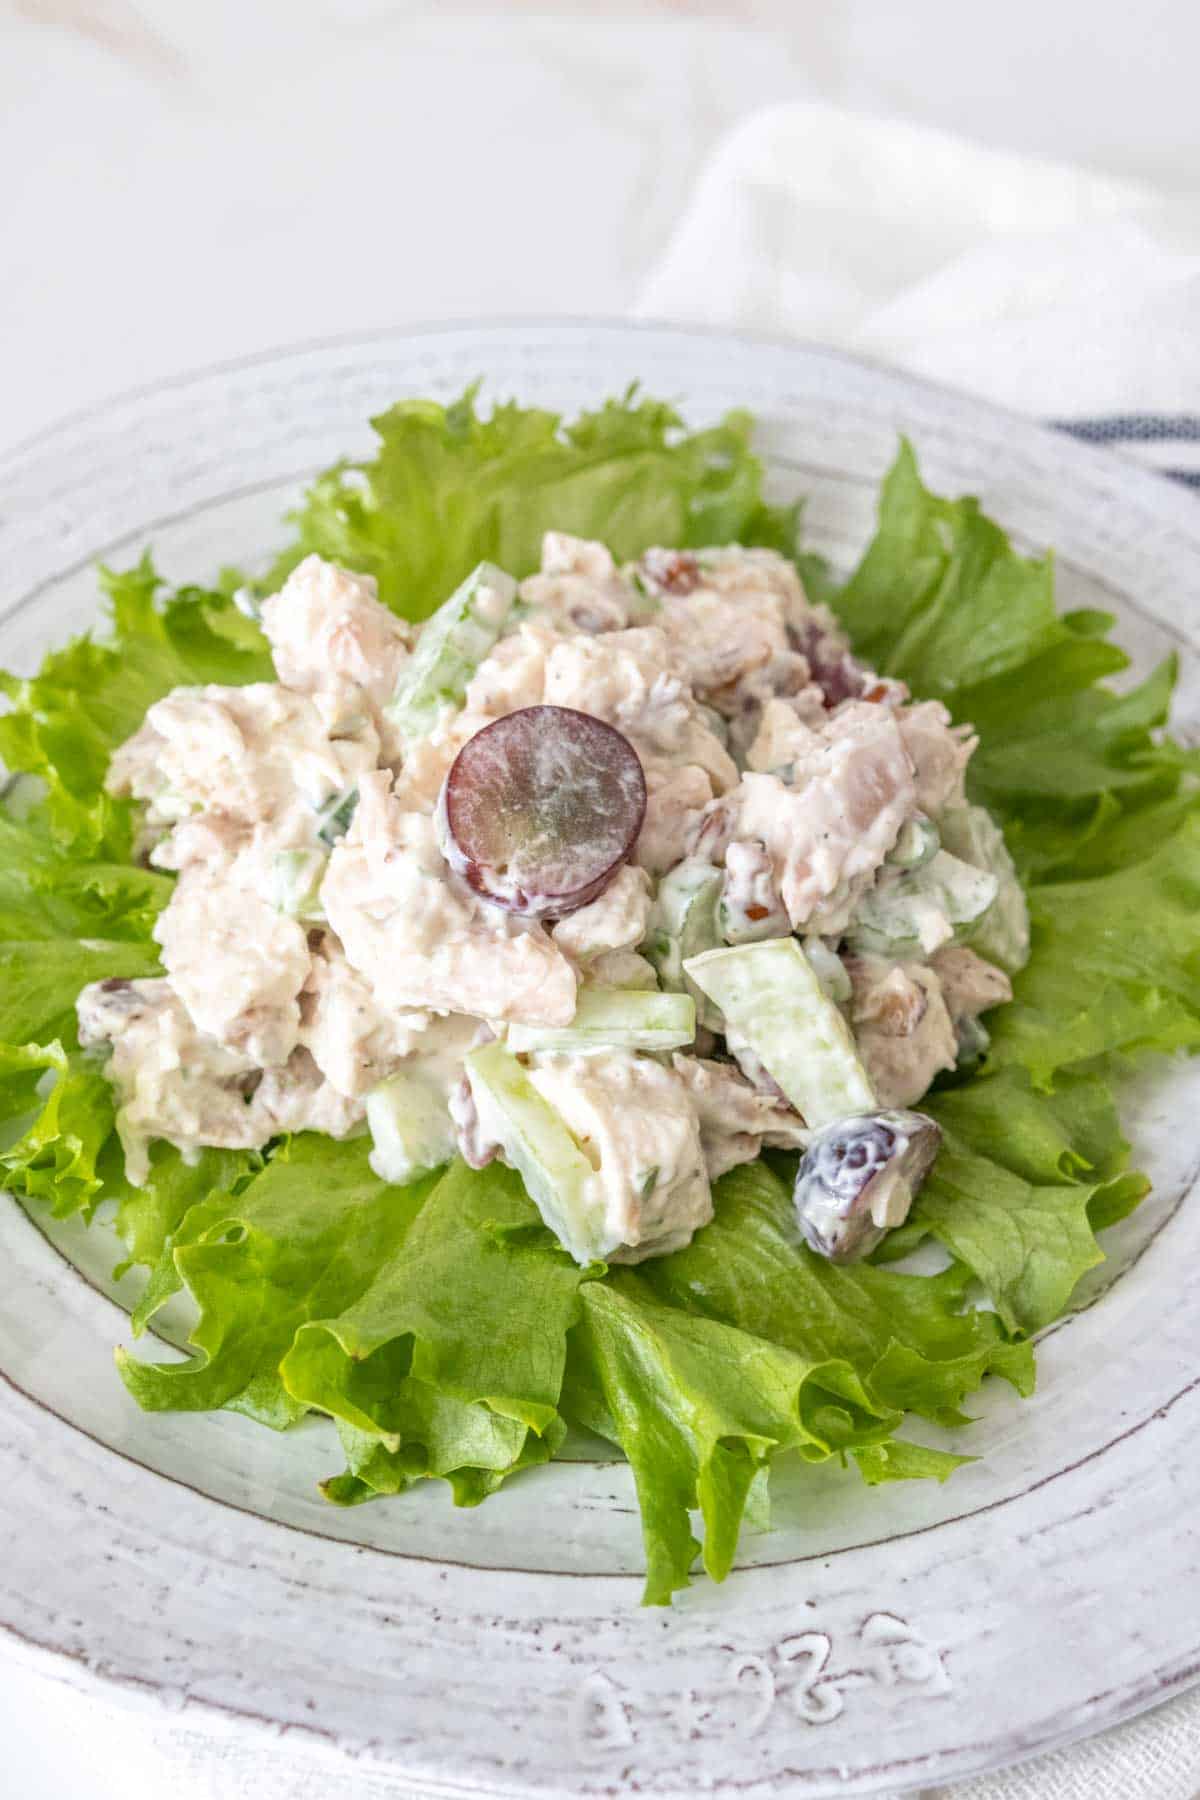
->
[571,1611,950,1758]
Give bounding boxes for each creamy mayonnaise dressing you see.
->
[79,536,1014,1262]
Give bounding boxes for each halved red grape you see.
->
[437,705,647,917]
[794,1110,941,1262]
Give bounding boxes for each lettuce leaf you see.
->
[116,1136,438,1425]
[0,814,171,945]
[110,1140,263,1280]
[0,1041,116,1218]
[3,399,1196,1606]
[563,1273,902,1605]
[268,388,799,619]
[0,812,166,1043]
[634,1160,1032,1425]
[988,821,1200,1083]
[916,1070,1149,1332]
[835,440,1193,877]
[0,557,271,858]
[279,1160,588,1494]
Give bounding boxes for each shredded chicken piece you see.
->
[734,702,917,933]
[931,944,1013,1023]
[153,870,310,1068]
[322,773,578,1026]
[721,839,789,940]
[846,955,957,1109]
[261,553,412,735]
[300,936,431,1098]
[77,977,361,1185]
[897,701,977,815]
[552,865,652,963]
[527,1052,712,1262]
[673,1054,808,1179]
[519,532,636,634]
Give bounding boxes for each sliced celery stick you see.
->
[939,804,1031,973]
[366,1071,456,1186]
[506,987,695,1056]
[643,857,724,1029]
[464,1040,611,1264]
[272,847,328,920]
[387,561,517,740]
[684,938,875,1128]
[847,850,998,959]
[887,814,940,870]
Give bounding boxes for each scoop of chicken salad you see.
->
[77,533,1029,1267]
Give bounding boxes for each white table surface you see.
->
[5,0,1200,455]
[5,4,1200,1796]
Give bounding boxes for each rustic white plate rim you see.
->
[2,321,1199,1798]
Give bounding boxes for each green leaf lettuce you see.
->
[3,397,1197,1603]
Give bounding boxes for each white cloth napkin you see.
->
[640,101,1200,1800]
[638,101,1200,484]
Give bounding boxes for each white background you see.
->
[5,0,1200,454]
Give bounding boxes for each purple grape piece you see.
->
[794,1109,942,1262]
[789,618,881,709]
[438,705,648,918]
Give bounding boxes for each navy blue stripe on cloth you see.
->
[1052,415,1200,490]
[1053,414,1200,444]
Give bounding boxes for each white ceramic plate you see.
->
[3,323,1200,1798]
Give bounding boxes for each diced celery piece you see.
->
[506,986,695,1056]
[588,949,660,991]
[802,936,852,1004]
[272,847,328,920]
[684,938,875,1128]
[887,814,940,870]
[644,857,724,1028]
[847,851,998,959]
[387,561,517,740]
[939,804,1031,973]
[465,1040,611,1264]
[316,786,359,848]
[366,1071,457,1186]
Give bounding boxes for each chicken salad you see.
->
[3,388,1192,1604]
[78,533,1027,1267]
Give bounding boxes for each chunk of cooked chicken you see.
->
[648,548,803,712]
[77,977,362,1185]
[897,701,977,816]
[845,954,957,1109]
[931,943,1013,1026]
[299,936,433,1098]
[519,532,637,635]
[526,1051,713,1261]
[108,682,374,825]
[552,865,652,963]
[734,702,916,933]
[321,772,578,1026]
[153,870,311,1067]
[261,554,412,736]
[672,1054,809,1179]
